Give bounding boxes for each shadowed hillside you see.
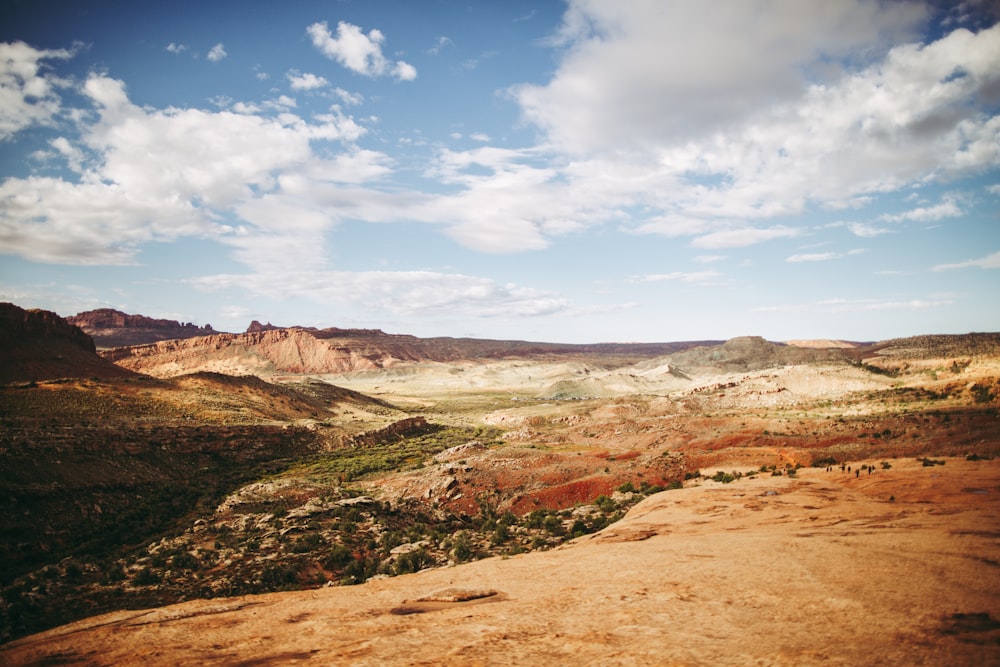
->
[0,303,135,383]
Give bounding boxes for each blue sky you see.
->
[1,0,998,344]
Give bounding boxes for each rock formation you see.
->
[0,303,134,383]
[67,308,217,348]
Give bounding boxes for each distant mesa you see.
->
[67,308,218,349]
[246,320,283,333]
[0,302,135,384]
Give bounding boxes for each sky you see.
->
[1,0,999,344]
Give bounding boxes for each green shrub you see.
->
[324,544,353,569]
[394,548,432,575]
[451,531,474,563]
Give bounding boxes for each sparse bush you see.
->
[290,533,325,553]
[324,544,353,569]
[394,548,432,575]
[596,494,617,513]
[543,514,564,536]
[451,531,474,563]
[260,563,298,588]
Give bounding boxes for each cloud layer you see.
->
[1,3,998,335]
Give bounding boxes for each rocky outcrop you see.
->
[102,328,400,376]
[245,320,282,333]
[67,308,217,348]
[0,303,134,383]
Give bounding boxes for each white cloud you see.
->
[165,42,187,54]
[632,271,722,284]
[787,252,840,263]
[0,73,377,267]
[0,41,75,140]
[207,43,227,62]
[191,270,568,318]
[933,250,1000,271]
[306,21,416,81]
[502,5,1000,252]
[986,183,1000,195]
[428,36,453,55]
[848,222,891,238]
[393,61,417,82]
[333,87,364,105]
[49,136,86,172]
[286,70,328,91]
[515,0,927,154]
[263,95,296,110]
[878,195,963,223]
[692,226,801,249]
[0,175,211,264]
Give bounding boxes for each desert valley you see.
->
[1,302,998,665]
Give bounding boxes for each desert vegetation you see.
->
[1,307,998,655]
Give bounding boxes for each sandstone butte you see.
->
[3,457,998,667]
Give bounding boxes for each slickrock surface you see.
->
[4,458,998,666]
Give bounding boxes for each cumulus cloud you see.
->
[0,72,377,266]
[306,21,417,81]
[515,0,927,154]
[0,41,75,140]
[499,3,1000,252]
[286,70,328,91]
[207,43,227,62]
[165,42,187,54]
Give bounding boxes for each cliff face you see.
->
[102,328,398,376]
[0,303,134,383]
[67,309,216,348]
[0,303,95,351]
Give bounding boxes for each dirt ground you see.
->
[4,456,998,667]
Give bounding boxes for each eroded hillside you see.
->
[2,306,999,659]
